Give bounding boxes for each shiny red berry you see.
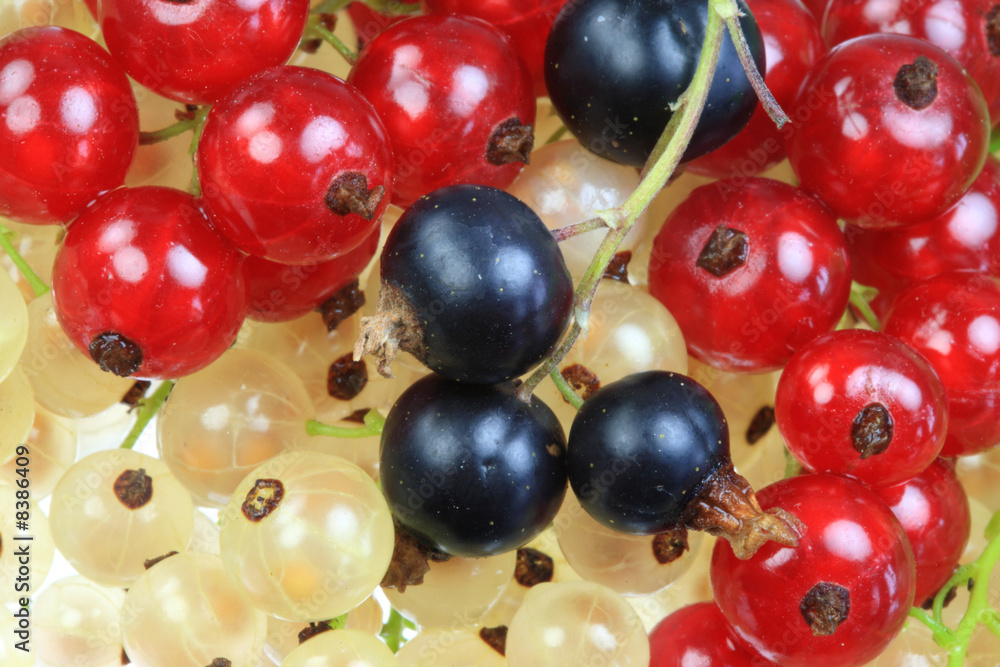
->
[650,602,771,667]
[648,177,851,373]
[197,66,394,265]
[786,34,990,228]
[347,14,535,208]
[0,27,138,225]
[99,0,309,104]
[711,474,915,667]
[52,187,246,380]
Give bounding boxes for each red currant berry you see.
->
[52,187,246,380]
[347,15,535,208]
[711,474,916,667]
[688,0,826,178]
[786,34,990,228]
[775,329,947,488]
[422,0,570,97]
[0,27,138,225]
[846,156,1000,317]
[648,177,851,373]
[99,0,309,104]
[872,459,971,605]
[824,0,1000,126]
[244,224,379,323]
[650,602,772,667]
[346,1,408,51]
[197,66,394,265]
[882,270,1000,457]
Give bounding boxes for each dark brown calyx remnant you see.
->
[143,551,179,570]
[89,332,143,377]
[514,547,554,587]
[487,117,534,165]
[318,279,365,332]
[121,380,151,408]
[325,171,385,220]
[988,6,1000,55]
[851,402,893,459]
[122,648,130,665]
[298,621,333,644]
[746,406,776,445]
[680,462,802,560]
[894,56,939,110]
[561,364,601,402]
[241,479,285,522]
[114,469,153,509]
[344,408,370,424]
[603,250,632,283]
[381,520,450,592]
[327,353,368,400]
[800,582,851,636]
[652,528,689,564]
[354,282,428,379]
[696,225,748,278]
[300,38,322,54]
[480,626,508,656]
[205,660,231,667]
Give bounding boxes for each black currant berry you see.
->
[357,184,573,384]
[544,0,765,167]
[380,375,568,558]
[567,371,799,558]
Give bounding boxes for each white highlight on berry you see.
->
[5,94,39,134]
[200,403,230,431]
[390,45,429,118]
[968,315,1000,355]
[544,626,566,647]
[0,59,33,105]
[97,219,136,253]
[237,102,275,134]
[449,65,489,117]
[680,650,712,667]
[151,0,209,26]
[60,86,97,134]
[845,367,922,411]
[776,232,813,283]
[885,107,952,150]
[949,193,998,247]
[823,519,872,561]
[925,328,954,355]
[895,484,930,532]
[248,130,282,164]
[841,111,869,141]
[924,0,966,51]
[167,244,208,288]
[300,116,347,163]
[112,246,148,283]
[236,0,268,10]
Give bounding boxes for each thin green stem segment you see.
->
[307,409,386,438]
[910,509,1000,665]
[549,368,584,409]
[139,117,197,146]
[119,381,174,450]
[187,106,210,197]
[516,0,730,402]
[0,223,49,297]
[551,216,608,243]
[328,613,348,630]
[991,127,1000,155]
[379,608,415,652]
[721,8,787,129]
[305,15,358,65]
[849,281,881,331]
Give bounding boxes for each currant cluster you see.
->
[2,0,1000,666]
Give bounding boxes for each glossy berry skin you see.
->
[648,177,851,373]
[883,271,1000,457]
[689,0,825,178]
[650,602,770,667]
[567,371,730,534]
[243,224,379,323]
[846,156,1000,318]
[545,0,765,167]
[380,184,573,384]
[786,34,990,228]
[347,15,535,208]
[873,459,971,605]
[346,2,408,50]
[52,187,246,380]
[823,0,1000,125]
[379,374,568,558]
[423,0,570,97]
[0,27,138,225]
[99,0,309,104]
[198,66,393,265]
[775,329,947,488]
[711,474,916,667]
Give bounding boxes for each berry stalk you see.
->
[307,409,386,438]
[304,14,358,65]
[0,222,49,297]
[548,368,584,409]
[119,380,174,450]
[849,281,881,330]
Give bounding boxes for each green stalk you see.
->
[305,15,358,65]
[551,216,608,243]
[379,608,415,652]
[187,106,210,197]
[991,127,1000,155]
[849,281,881,331]
[0,223,48,297]
[139,117,198,146]
[307,409,386,438]
[549,368,584,409]
[516,0,729,402]
[119,381,174,450]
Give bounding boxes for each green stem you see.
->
[516,0,727,402]
[546,125,569,145]
[909,608,950,639]
[551,216,608,243]
[549,368,584,409]
[783,446,802,479]
[849,281,881,331]
[139,118,197,146]
[0,223,49,296]
[379,608,415,652]
[307,409,386,438]
[311,0,352,13]
[306,15,358,65]
[328,613,348,630]
[721,6,787,129]
[991,127,1000,155]
[187,106,210,197]
[119,381,174,450]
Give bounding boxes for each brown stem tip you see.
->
[480,626,508,656]
[696,225,748,278]
[800,582,850,636]
[652,528,689,564]
[89,331,143,377]
[114,468,153,509]
[681,462,802,559]
[487,117,534,165]
[353,282,427,379]
[318,278,365,332]
[894,55,938,110]
[325,171,384,221]
[514,547,554,587]
[143,551,179,570]
[121,380,151,408]
[851,402,893,459]
[327,352,368,400]
[241,479,284,522]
